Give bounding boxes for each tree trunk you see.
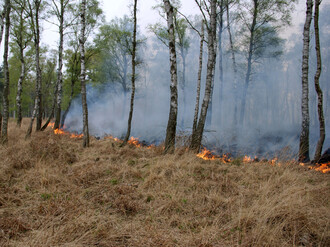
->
[313,0,325,162]
[240,0,258,125]
[16,6,26,128]
[26,0,42,137]
[79,0,89,148]
[226,0,238,139]
[123,0,138,145]
[206,18,218,128]
[0,8,5,49]
[54,0,65,130]
[16,51,25,127]
[41,84,58,131]
[180,49,186,129]
[1,0,10,144]
[163,0,178,154]
[35,2,42,131]
[190,0,217,153]
[218,0,224,121]
[299,0,313,162]
[206,41,217,128]
[192,21,204,133]
[0,113,2,137]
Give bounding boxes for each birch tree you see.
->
[298,0,313,162]
[313,0,325,162]
[225,0,238,133]
[50,0,72,129]
[192,20,204,133]
[149,1,190,129]
[11,0,32,127]
[123,0,138,145]
[79,0,89,147]
[25,0,43,138]
[1,0,10,143]
[190,0,217,153]
[60,0,102,128]
[163,0,178,154]
[40,0,74,131]
[218,0,224,114]
[237,0,297,125]
[0,1,6,50]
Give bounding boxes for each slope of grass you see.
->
[0,119,329,246]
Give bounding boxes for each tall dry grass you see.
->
[0,119,329,246]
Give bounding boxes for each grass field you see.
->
[0,119,329,246]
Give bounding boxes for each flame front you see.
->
[128,137,142,147]
[48,122,83,139]
[48,122,329,174]
[197,148,217,160]
[196,148,329,174]
[300,162,330,174]
[315,162,330,173]
[196,148,232,162]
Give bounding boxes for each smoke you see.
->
[65,81,170,144]
[65,29,330,159]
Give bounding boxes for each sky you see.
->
[0,0,307,63]
[99,0,306,37]
[40,0,307,51]
[100,0,200,30]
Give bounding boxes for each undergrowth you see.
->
[0,119,329,246]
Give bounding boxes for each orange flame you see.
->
[270,157,278,165]
[128,137,142,147]
[197,148,217,160]
[315,162,330,173]
[243,155,254,163]
[196,148,232,163]
[54,128,66,135]
[147,144,155,149]
[104,135,121,142]
[70,133,84,139]
[300,162,330,174]
[196,148,329,174]
[48,122,83,139]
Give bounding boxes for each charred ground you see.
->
[0,119,329,246]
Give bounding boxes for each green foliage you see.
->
[8,44,56,117]
[148,4,190,55]
[236,0,297,64]
[62,48,82,110]
[92,15,144,91]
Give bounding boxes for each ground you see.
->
[0,119,329,246]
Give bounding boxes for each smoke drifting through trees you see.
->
[1,0,329,159]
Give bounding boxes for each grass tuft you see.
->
[0,119,329,246]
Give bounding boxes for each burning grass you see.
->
[0,119,329,246]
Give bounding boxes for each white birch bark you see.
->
[123,0,138,145]
[79,0,89,147]
[1,0,10,143]
[192,21,204,133]
[163,0,178,154]
[0,7,5,50]
[313,0,325,162]
[190,0,217,152]
[26,0,43,137]
[54,0,66,129]
[299,0,313,162]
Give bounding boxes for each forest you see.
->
[0,0,329,246]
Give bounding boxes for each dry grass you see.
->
[0,119,329,247]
